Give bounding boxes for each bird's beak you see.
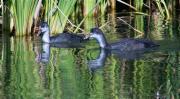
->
[37,27,42,36]
[84,33,92,39]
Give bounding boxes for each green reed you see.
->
[134,15,144,37]
[99,0,108,15]
[155,0,170,19]
[83,0,96,16]
[73,0,107,33]
[76,0,98,32]
[117,0,172,19]
[11,0,38,36]
[134,0,143,11]
[43,0,77,33]
[8,0,178,36]
[0,0,3,16]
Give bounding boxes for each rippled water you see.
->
[0,15,180,99]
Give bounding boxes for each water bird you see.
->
[38,22,87,43]
[86,28,159,51]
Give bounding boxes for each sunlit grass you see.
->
[134,0,143,11]
[83,0,96,16]
[11,0,38,36]
[134,15,144,37]
[155,0,170,19]
[7,0,177,36]
[74,0,103,33]
[43,0,77,33]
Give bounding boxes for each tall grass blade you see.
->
[11,0,38,36]
[134,0,143,11]
[44,0,77,33]
[74,0,101,33]
[155,0,170,19]
[83,0,96,16]
[117,0,137,11]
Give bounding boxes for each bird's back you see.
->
[50,32,85,43]
[109,38,159,51]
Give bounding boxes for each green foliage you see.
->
[134,0,143,11]
[2,38,45,98]
[7,0,178,36]
[83,0,96,16]
[44,0,77,33]
[99,0,108,15]
[1,0,180,99]
[134,15,144,37]
[11,0,38,36]
[155,0,170,19]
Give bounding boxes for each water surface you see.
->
[0,15,180,99]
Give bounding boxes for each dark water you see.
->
[1,15,180,99]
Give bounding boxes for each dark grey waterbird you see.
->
[86,28,159,51]
[38,22,87,44]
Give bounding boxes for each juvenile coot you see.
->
[87,28,159,51]
[38,22,86,43]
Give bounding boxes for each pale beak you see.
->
[84,33,92,39]
[37,27,42,36]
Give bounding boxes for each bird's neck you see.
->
[42,30,50,43]
[96,35,108,48]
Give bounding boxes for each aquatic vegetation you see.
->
[4,0,180,36]
[1,0,180,99]
[0,0,3,16]
[154,0,170,19]
[11,0,38,36]
[134,0,143,11]
[43,0,77,33]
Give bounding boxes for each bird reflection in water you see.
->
[87,47,156,71]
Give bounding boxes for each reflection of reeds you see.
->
[57,49,77,98]
[4,37,47,98]
[103,56,117,99]
[163,52,180,99]
[132,50,180,99]
[133,60,155,98]
[46,48,62,98]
